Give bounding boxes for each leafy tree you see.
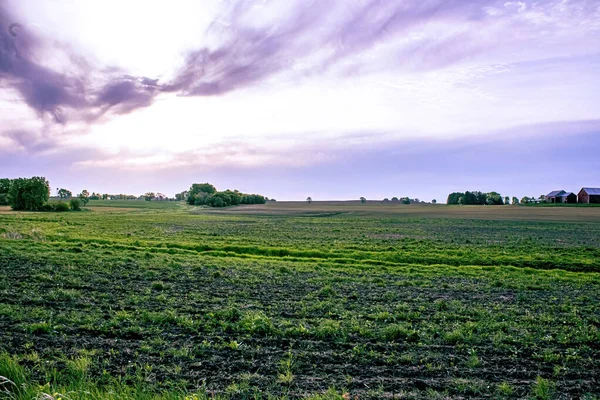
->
[504,196,510,205]
[209,195,226,207]
[0,178,11,205]
[391,197,399,203]
[8,177,50,211]
[306,197,312,204]
[90,192,101,200]
[401,197,411,205]
[175,191,188,201]
[102,193,108,200]
[187,183,217,205]
[512,197,519,205]
[447,192,463,205]
[432,199,437,204]
[79,190,90,206]
[360,197,366,204]
[486,192,504,205]
[144,192,155,201]
[240,194,266,205]
[223,190,242,205]
[57,188,72,199]
[382,198,390,203]
[521,196,531,204]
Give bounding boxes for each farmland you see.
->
[1,201,600,399]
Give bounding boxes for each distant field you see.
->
[205,201,600,222]
[1,202,599,398]
[86,199,183,209]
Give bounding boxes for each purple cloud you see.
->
[1,0,599,132]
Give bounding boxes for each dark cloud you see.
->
[0,4,159,124]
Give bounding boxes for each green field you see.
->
[1,202,599,399]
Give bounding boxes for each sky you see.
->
[0,0,599,201]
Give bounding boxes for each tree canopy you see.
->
[7,177,50,211]
[0,178,10,206]
[185,183,266,208]
[447,191,505,205]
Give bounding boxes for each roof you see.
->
[547,190,566,197]
[559,192,575,197]
[581,188,600,195]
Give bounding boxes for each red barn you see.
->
[578,188,600,204]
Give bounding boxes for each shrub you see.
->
[39,203,54,212]
[69,198,82,211]
[53,202,70,212]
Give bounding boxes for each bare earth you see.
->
[199,201,600,222]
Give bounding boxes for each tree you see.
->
[175,191,188,201]
[0,178,11,206]
[187,183,217,205]
[521,196,531,204]
[512,197,520,205]
[57,188,72,199]
[360,197,366,204]
[432,199,437,204]
[78,190,90,206]
[401,197,411,205]
[8,177,50,211]
[486,192,504,205]
[306,197,312,204]
[447,192,464,205]
[391,197,399,203]
[382,198,390,203]
[144,192,155,201]
[539,195,546,203]
[504,196,510,205]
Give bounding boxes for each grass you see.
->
[0,202,599,398]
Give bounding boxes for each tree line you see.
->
[182,183,267,207]
[447,191,506,205]
[0,177,268,212]
[0,177,92,211]
[447,191,555,205]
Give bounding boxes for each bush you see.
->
[69,198,82,211]
[53,202,70,212]
[39,203,54,212]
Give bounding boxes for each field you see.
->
[1,201,599,399]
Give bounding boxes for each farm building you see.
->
[546,190,567,203]
[558,192,577,204]
[578,188,600,204]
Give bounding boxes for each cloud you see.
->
[1,0,599,138]
[0,4,159,125]
[1,129,57,153]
